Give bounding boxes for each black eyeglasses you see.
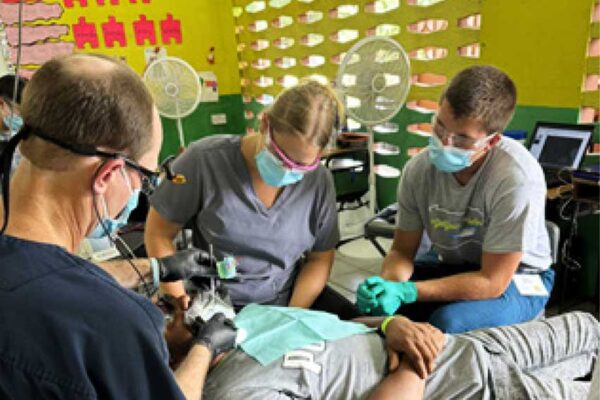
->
[21,126,185,196]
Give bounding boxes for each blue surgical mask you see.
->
[255,149,304,187]
[88,190,140,239]
[428,135,477,173]
[88,170,140,239]
[3,115,22,133]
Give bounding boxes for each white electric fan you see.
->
[336,36,411,214]
[143,57,201,152]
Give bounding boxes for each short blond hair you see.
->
[266,79,344,148]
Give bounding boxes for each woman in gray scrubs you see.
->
[145,80,354,316]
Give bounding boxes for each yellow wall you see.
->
[8,0,240,94]
[234,0,481,102]
[480,0,594,108]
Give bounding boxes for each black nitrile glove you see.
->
[156,248,217,282]
[193,312,237,359]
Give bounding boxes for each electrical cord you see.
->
[559,196,574,221]
[556,166,573,186]
[560,200,582,271]
[7,0,23,126]
[91,165,155,297]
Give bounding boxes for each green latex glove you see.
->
[356,276,385,314]
[373,279,418,316]
[357,276,418,316]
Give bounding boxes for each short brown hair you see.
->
[441,65,517,134]
[20,54,154,170]
[266,79,344,148]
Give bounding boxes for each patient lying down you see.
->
[163,291,599,400]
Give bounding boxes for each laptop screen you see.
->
[529,122,593,170]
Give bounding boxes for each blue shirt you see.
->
[0,235,184,399]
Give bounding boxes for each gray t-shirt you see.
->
[204,312,595,399]
[150,135,339,306]
[397,137,551,271]
[203,334,388,400]
[203,333,493,400]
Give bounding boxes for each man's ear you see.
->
[259,113,269,136]
[0,98,8,115]
[92,159,125,195]
[490,132,502,146]
[488,133,502,148]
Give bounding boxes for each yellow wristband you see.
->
[380,316,396,336]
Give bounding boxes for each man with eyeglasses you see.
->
[357,65,554,333]
[0,54,237,398]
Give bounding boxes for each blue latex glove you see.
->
[357,276,418,316]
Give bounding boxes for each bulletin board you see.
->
[0,0,241,95]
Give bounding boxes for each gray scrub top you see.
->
[150,135,339,306]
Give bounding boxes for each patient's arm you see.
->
[368,357,425,400]
[354,315,445,379]
[174,344,212,400]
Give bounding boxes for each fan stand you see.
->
[175,100,186,154]
[366,72,389,215]
[367,127,376,215]
[176,117,185,154]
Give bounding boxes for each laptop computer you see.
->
[528,122,594,188]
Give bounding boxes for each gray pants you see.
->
[461,312,599,400]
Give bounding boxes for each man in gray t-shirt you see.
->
[202,312,597,400]
[357,66,554,333]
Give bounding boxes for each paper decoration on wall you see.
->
[73,16,99,48]
[72,14,182,49]
[0,2,64,24]
[5,25,69,44]
[133,15,156,45]
[0,0,185,74]
[161,14,182,44]
[198,71,218,102]
[65,0,152,6]
[102,16,126,47]
[0,3,64,70]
